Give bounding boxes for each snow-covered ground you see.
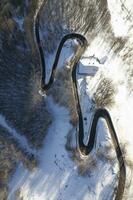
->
[6,0,133,199]
[77,36,133,199]
[7,95,118,200]
[6,34,133,200]
[7,40,121,199]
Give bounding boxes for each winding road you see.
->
[34,2,126,200]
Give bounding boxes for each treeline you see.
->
[0,0,37,52]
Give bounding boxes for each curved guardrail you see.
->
[34,2,126,199]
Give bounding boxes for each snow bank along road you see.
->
[35,2,126,200]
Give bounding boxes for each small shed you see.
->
[78,64,98,76]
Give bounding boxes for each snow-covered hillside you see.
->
[7,30,132,200]
[7,96,118,200]
[0,0,133,199]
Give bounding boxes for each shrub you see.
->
[0,126,38,198]
[67,147,97,176]
[1,3,13,18]
[48,66,78,126]
[10,0,23,7]
[76,153,97,176]
[0,185,8,200]
[65,128,77,152]
[96,143,115,163]
[65,128,98,176]
[93,76,116,108]
[6,18,17,32]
